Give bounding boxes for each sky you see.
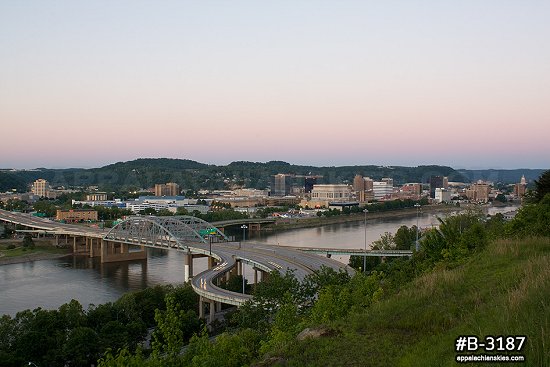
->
[1,1,549,170]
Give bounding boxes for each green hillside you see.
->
[0,158,466,192]
[278,237,549,366]
[96,193,550,367]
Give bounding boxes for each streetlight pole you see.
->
[240,224,247,294]
[414,203,421,251]
[363,209,368,273]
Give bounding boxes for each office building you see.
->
[310,184,352,202]
[304,177,318,193]
[373,181,393,200]
[86,192,108,201]
[401,183,422,196]
[154,182,180,197]
[270,174,292,196]
[466,181,490,203]
[353,175,366,192]
[353,175,374,202]
[435,188,451,203]
[32,179,49,197]
[429,176,448,198]
[56,209,98,223]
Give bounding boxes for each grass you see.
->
[277,237,550,366]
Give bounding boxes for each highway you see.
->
[0,209,352,306]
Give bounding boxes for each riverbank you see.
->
[264,204,461,232]
[0,239,72,266]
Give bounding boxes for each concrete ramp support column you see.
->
[209,300,215,324]
[184,253,194,282]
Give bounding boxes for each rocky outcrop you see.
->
[296,326,340,341]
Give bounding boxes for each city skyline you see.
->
[1,1,549,170]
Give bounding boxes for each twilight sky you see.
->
[1,1,549,169]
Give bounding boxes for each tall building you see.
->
[429,176,447,198]
[373,181,393,200]
[364,177,374,191]
[32,179,49,197]
[353,175,374,202]
[270,174,292,196]
[466,181,490,203]
[514,175,527,198]
[154,182,180,197]
[304,176,318,193]
[381,177,394,186]
[435,188,451,203]
[353,175,366,192]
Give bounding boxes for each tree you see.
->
[63,327,100,367]
[151,295,187,359]
[156,209,174,216]
[506,193,550,237]
[22,234,35,249]
[494,193,507,203]
[394,225,417,250]
[139,208,158,216]
[371,232,395,250]
[33,199,58,217]
[532,170,550,203]
[349,255,381,272]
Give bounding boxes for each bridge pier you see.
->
[248,223,261,232]
[199,296,204,319]
[209,300,215,323]
[198,296,222,325]
[100,240,147,263]
[72,236,88,254]
[89,238,101,257]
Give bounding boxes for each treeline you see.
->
[316,197,429,217]
[0,285,201,367]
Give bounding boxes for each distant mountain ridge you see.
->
[457,169,545,184]
[2,158,541,192]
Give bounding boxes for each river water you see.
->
[0,205,517,316]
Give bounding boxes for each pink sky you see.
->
[1,1,549,169]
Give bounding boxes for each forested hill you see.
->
[458,168,546,184]
[1,158,465,192]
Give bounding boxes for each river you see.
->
[0,205,517,316]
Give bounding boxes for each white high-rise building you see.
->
[32,179,49,197]
[372,181,393,200]
[435,188,451,203]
